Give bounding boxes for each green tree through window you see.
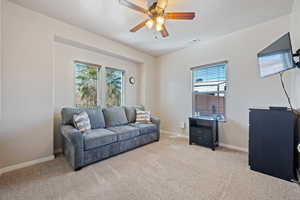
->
[106,68,123,107]
[75,63,100,107]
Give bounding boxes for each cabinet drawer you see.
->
[190,127,213,147]
[190,127,212,137]
[191,134,212,147]
[190,119,214,127]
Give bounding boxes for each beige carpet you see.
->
[0,135,300,200]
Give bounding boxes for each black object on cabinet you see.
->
[189,117,218,150]
[249,109,299,182]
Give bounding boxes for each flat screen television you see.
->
[258,33,295,78]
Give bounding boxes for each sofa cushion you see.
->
[130,123,157,135]
[108,125,140,141]
[84,129,117,150]
[103,107,128,127]
[61,107,105,129]
[124,105,145,123]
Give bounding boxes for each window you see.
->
[74,62,101,107]
[106,68,124,107]
[192,62,227,120]
[74,62,125,107]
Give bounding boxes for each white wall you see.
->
[53,42,141,150]
[0,1,157,169]
[0,0,2,119]
[158,15,292,149]
[291,0,300,49]
[291,0,300,108]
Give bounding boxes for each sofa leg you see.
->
[75,167,82,171]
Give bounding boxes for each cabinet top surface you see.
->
[249,108,296,113]
[190,116,217,121]
[249,108,292,112]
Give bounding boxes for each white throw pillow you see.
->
[73,111,91,132]
[136,110,151,123]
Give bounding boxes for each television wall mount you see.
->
[293,49,300,68]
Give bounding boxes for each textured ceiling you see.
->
[9,0,295,56]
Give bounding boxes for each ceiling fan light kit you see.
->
[119,0,195,38]
[156,16,165,25]
[156,24,163,31]
[146,19,154,29]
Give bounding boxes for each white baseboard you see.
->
[0,155,55,176]
[219,143,248,153]
[161,129,248,153]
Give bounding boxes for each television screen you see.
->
[258,33,294,78]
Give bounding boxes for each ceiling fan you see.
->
[119,0,196,38]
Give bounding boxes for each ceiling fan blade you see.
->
[160,24,169,38]
[130,20,149,32]
[119,0,149,14]
[165,12,196,20]
[157,0,168,9]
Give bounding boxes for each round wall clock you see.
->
[129,76,135,85]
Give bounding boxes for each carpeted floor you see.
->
[0,135,300,200]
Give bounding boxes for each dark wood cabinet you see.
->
[249,109,299,182]
[189,117,218,150]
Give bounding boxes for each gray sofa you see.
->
[60,106,160,170]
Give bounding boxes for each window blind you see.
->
[193,64,226,82]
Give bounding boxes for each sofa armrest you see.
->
[61,125,84,169]
[151,117,160,141]
[61,125,83,146]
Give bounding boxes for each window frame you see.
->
[105,67,125,107]
[191,61,228,121]
[73,60,102,107]
[73,62,127,108]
